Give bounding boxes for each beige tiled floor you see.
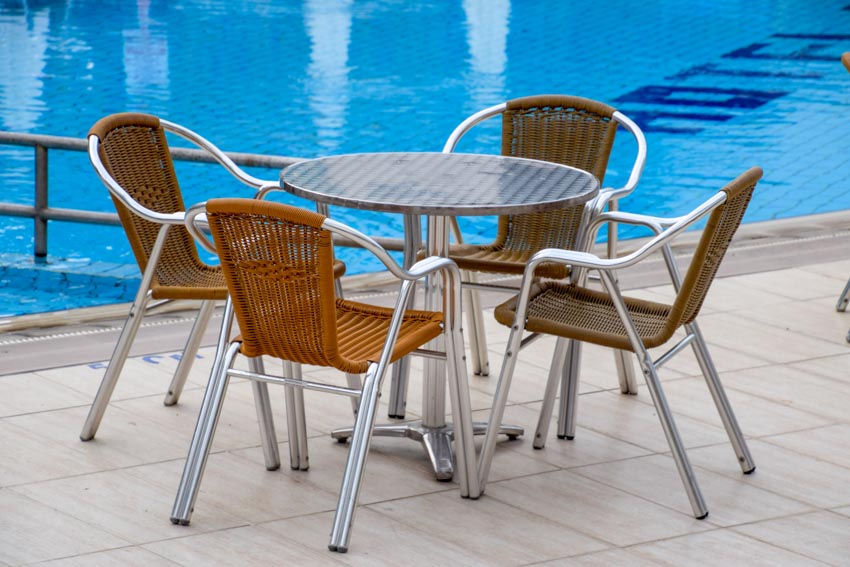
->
[2,258,850,565]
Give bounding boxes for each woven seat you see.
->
[442,94,646,378]
[497,282,674,350]
[479,168,763,521]
[80,113,343,442]
[171,198,478,553]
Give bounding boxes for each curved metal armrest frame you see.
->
[513,190,729,315]
[160,119,277,190]
[88,120,279,226]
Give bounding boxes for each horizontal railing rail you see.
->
[0,131,404,261]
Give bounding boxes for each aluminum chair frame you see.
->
[478,170,761,519]
[172,200,479,553]
[444,97,645,382]
[80,115,279,442]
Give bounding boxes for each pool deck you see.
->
[3,213,850,565]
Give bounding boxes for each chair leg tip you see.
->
[556,434,575,440]
[328,544,347,553]
[696,511,709,520]
[170,517,190,526]
[743,465,756,475]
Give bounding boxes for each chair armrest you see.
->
[528,189,728,274]
[161,119,279,190]
[88,136,187,226]
[184,202,217,254]
[589,210,686,236]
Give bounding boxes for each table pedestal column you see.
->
[332,215,522,481]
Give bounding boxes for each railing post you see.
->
[34,144,48,262]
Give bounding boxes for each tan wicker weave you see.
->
[494,167,761,349]
[449,95,618,278]
[206,198,443,375]
[90,113,227,300]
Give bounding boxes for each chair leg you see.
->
[80,290,152,441]
[387,359,409,418]
[837,277,850,312]
[687,323,756,474]
[170,341,239,525]
[613,349,639,394]
[478,320,525,492]
[248,357,280,472]
[281,361,309,471]
[444,318,480,499]
[328,363,384,553]
[534,338,569,449]
[556,340,582,440]
[345,373,362,416]
[292,363,310,471]
[636,348,709,519]
[164,300,216,406]
[463,275,491,376]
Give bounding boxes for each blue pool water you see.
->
[1,0,850,316]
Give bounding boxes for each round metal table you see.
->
[282,152,599,481]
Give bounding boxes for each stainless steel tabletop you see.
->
[281,152,599,216]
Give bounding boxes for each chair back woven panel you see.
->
[91,113,224,299]
[207,199,444,374]
[452,95,619,277]
[671,167,762,327]
[206,198,341,366]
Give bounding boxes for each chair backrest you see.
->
[665,167,763,332]
[205,198,347,366]
[89,113,208,283]
[842,52,850,73]
[496,95,620,253]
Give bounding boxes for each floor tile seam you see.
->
[700,329,848,366]
[724,511,846,566]
[218,518,351,566]
[23,544,162,567]
[129,545,185,567]
[624,525,834,566]
[622,375,838,433]
[470,475,616,552]
[569,448,827,523]
[564,458,739,528]
[0,448,197,491]
[757,427,850,472]
[3,484,137,550]
[678,443,850,511]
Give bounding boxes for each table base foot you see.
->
[331,420,524,481]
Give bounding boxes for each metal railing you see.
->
[0,131,404,261]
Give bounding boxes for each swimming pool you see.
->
[1,0,850,316]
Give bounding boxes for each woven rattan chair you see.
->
[80,113,346,441]
[172,198,478,553]
[387,95,647,420]
[478,168,762,519]
[444,95,646,380]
